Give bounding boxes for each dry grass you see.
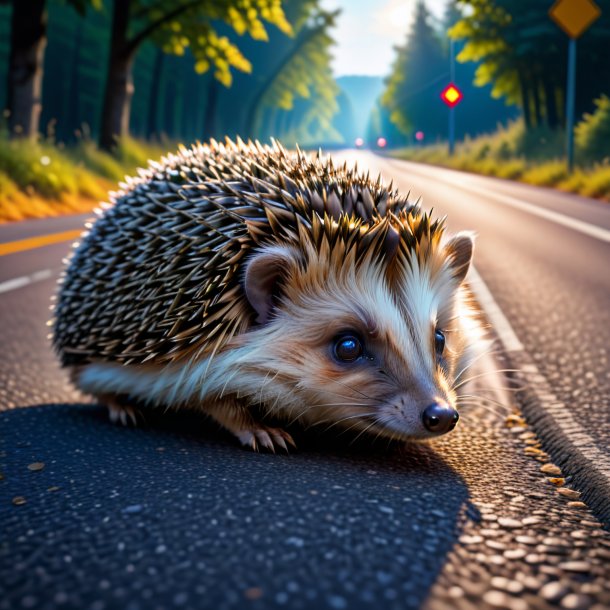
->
[0,134,170,223]
[394,120,610,202]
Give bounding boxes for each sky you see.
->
[319,0,449,77]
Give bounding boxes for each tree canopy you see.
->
[450,0,610,129]
[382,1,447,138]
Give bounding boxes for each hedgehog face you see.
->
[233,232,475,442]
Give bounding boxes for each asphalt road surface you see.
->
[1,153,609,610]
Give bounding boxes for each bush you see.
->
[580,165,610,199]
[575,95,610,163]
[521,161,568,186]
[391,118,610,202]
[0,137,79,198]
[116,137,167,172]
[494,158,526,180]
[70,140,126,182]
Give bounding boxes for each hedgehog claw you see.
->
[106,400,138,427]
[235,430,258,451]
[271,434,288,453]
[235,425,294,453]
[255,429,276,452]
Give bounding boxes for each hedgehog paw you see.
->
[235,426,296,453]
[106,399,139,427]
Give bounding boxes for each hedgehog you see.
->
[53,138,478,451]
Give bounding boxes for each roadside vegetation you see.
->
[392,97,610,202]
[0,0,340,223]
[0,133,168,221]
[380,1,610,201]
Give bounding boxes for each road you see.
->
[1,153,609,610]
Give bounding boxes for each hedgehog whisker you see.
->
[328,378,376,401]
[452,345,508,384]
[457,391,513,406]
[318,412,381,435]
[456,394,512,413]
[453,369,522,390]
[332,416,379,439]
[457,402,511,419]
[285,400,372,428]
[459,383,525,393]
[348,417,383,446]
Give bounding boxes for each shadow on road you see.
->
[1,403,474,610]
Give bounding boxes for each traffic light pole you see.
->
[449,39,455,157]
[565,38,577,173]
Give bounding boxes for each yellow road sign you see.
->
[549,0,601,39]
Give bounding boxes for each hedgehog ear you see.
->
[243,246,300,325]
[445,232,475,284]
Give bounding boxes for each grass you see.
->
[392,120,610,202]
[0,132,169,223]
[2,119,608,223]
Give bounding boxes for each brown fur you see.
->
[55,139,477,450]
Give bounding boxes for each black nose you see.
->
[422,402,459,434]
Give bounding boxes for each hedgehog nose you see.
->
[422,402,459,434]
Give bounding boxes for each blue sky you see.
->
[319,0,448,77]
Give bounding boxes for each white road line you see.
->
[0,269,54,294]
[456,182,610,243]
[518,363,610,478]
[386,158,610,243]
[467,267,524,352]
[467,265,610,482]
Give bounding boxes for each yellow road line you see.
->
[0,229,83,257]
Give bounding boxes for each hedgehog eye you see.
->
[333,334,364,363]
[434,329,445,355]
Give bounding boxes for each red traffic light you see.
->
[440,83,463,108]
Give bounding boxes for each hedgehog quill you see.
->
[53,138,480,451]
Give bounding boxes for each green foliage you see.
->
[133,0,292,87]
[521,161,567,186]
[70,140,127,182]
[67,0,103,15]
[392,119,610,200]
[0,130,167,202]
[579,166,610,199]
[451,0,610,130]
[245,2,340,143]
[380,1,518,143]
[68,136,165,181]
[575,95,610,163]
[0,136,81,198]
[382,2,447,137]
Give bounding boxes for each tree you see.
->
[98,0,291,150]
[450,0,610,131]
[251,8,339,144]
[205,0,340,144]
[381,1,448,140]
[3,0,100,140]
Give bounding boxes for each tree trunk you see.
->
[518,72,532,130]
[7,0,47,139]
[202,78,219,139]
[99,0,134,151]
[146,48,164,140]
[67,20,84,142]
[180,58,193,139]
[532,80,542,127]
[543,79,559,130]
[162,58,177,138]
